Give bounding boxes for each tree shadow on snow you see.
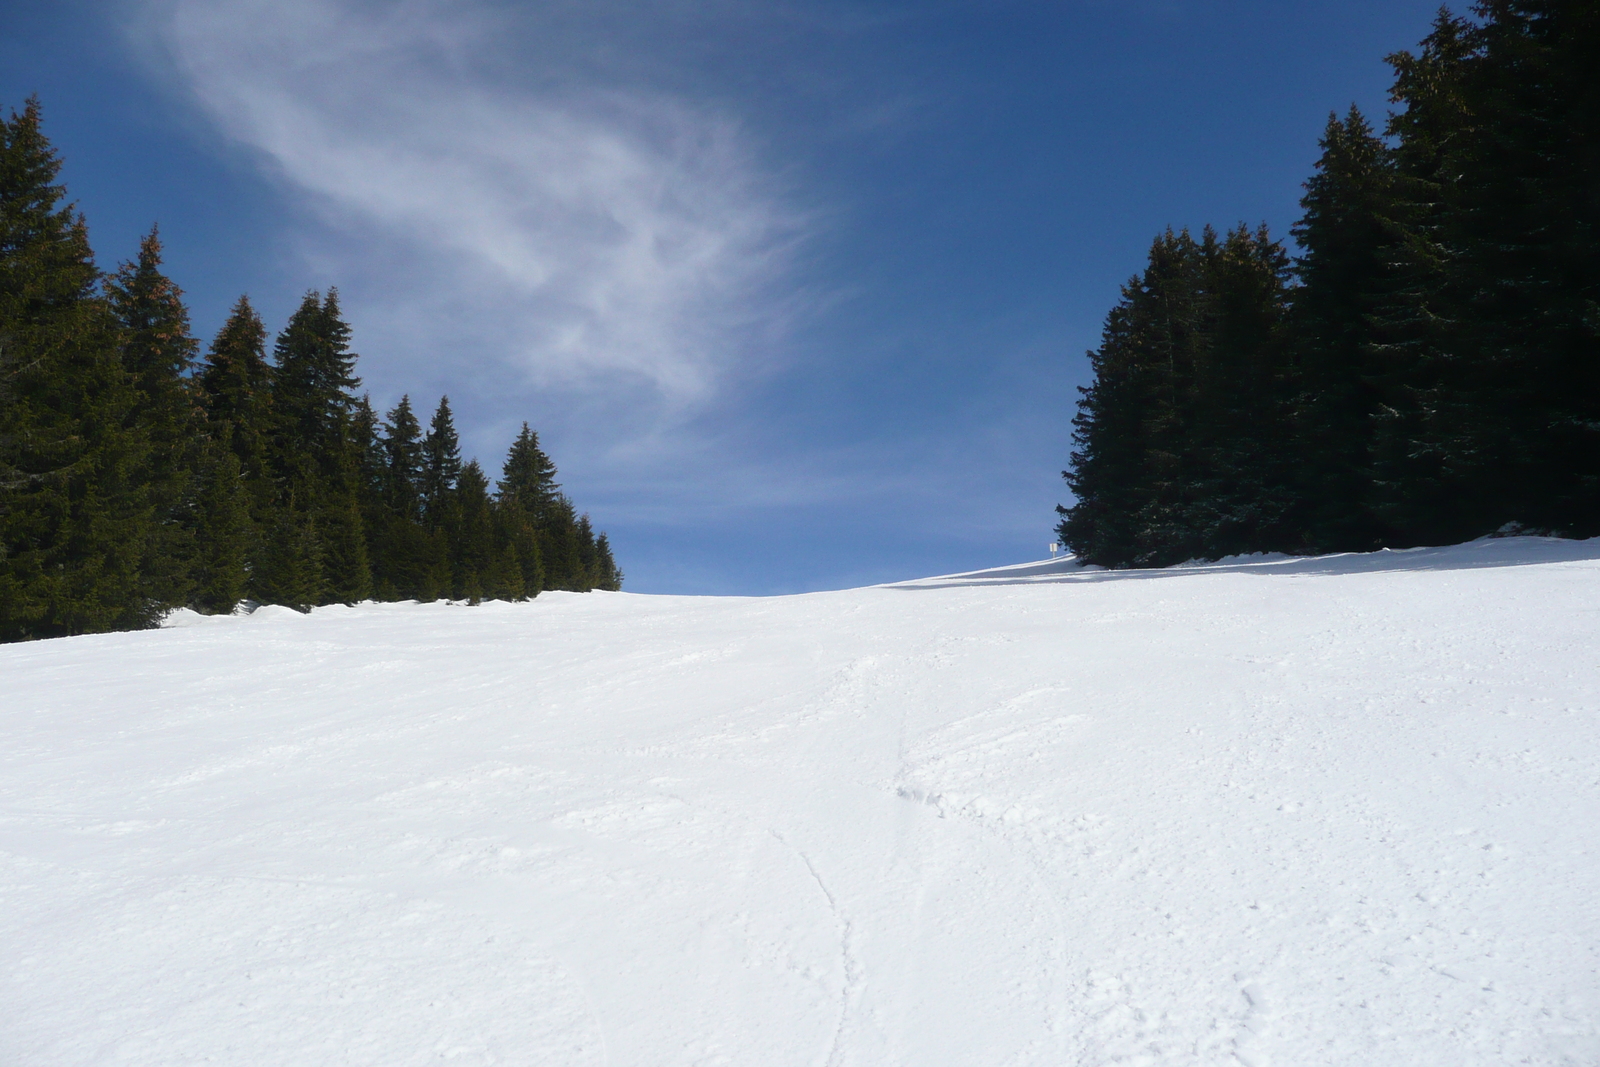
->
[886,536,1600,591]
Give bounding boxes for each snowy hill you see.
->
[4,538,1599,1066]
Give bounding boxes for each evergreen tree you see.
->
[1367,8,1486,543]
[266,291,369,605]
[593,532,622,591]
[1186,224,1294,559]
[105,226,201,609]
[254,508,324,612]
[451,460,494,602]
[497,423,560,519]
[575,513,600,588]
[540,494,586,590]
[496,500,544,600]
[1058,229,1207,567]
[1285,107,1398,551]
[1439,0,1600,535]
[420,395,462,525]
[272,290,360,458]
[0,98,152,640]
[1,99,622,633]
[351,394,385,510]
[312,411,372,606]
[1058,225,1291,566]
[367,394,439,600]
[190,442,252,614]
[199,295,274,516]
[381,395,425,521]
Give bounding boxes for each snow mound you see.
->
[4,537,1598,1065]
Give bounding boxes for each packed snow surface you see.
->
[4,538,1600,1066]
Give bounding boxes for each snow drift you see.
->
[3,538,1598,1065]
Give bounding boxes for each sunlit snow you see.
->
[4,538,1599,1065]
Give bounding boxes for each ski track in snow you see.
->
[4,537,1600,1065]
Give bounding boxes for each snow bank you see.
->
[3,538,1598,1065]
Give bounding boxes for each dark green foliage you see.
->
[498,422,559,517]
[0,98,153,640]
[420,395,462,525]
[1058,226,1292,567]
[264,292,371,606]
[381,396,424,520]
[190,444,253,614]
[593,532,622,591]
[1285,107,1397,552]
[255,508,324,613]
[200,297,273,480]
[451,460,495,602]
[0,95,619,640]
[1060,3,1600,566]
[106,227,202,610]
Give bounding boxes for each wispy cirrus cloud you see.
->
[136,0,810,404]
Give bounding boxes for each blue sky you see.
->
[3,0,1444,594]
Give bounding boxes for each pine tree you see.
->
[497,423,560,519]
[1058,229,1207,567]
[190,442,252,614]
[1368,9,1483,543]
[255,508,324,612]
[496,504,544,600]
[0,98,152,640]
[451,460,494,602]
[1441,0,1600,534]
[105,226,202,610]
[420,396,462,526]
[593,532,622,591]
[1059,225,1291,566]
[199,295,274,516]
[1285,107,1398,551]
[381,396,425,520]
[575,512,599,588]
[314,423,372,606]
[265,290,369,605]
[367,394,437,600]
[1187,224,1294,559]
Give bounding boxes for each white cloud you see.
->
[140,0,808,403]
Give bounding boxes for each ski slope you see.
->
[4,538,1599,1066]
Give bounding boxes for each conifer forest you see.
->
[0,99,620,643]
[1059,3,1600,567]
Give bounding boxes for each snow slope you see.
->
[3,538,1599,1066]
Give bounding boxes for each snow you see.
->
[4,536,1599,1066]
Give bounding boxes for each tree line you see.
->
[1059,2,1598,567]
[1,98,620,643]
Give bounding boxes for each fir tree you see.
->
[265,291,369,605]
[1439,0,1600,535]
[255,508,324,612]
[1285,107,1398,551]
[1186,224,1294,559]
[496,505,544,600]
[540,494,586,590]
[199,295,274,516]
[1058,225,1291,566]
[381,395,425,521]
[105,226,201,609]
[451,460,494,602]
[190,442,252,614]
[1058,229,1207,567]
[1368,8,1484,543]
[593,532,622,591]
[497,423,560,519]
[420,395,462,526]
[0,98,152,640]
